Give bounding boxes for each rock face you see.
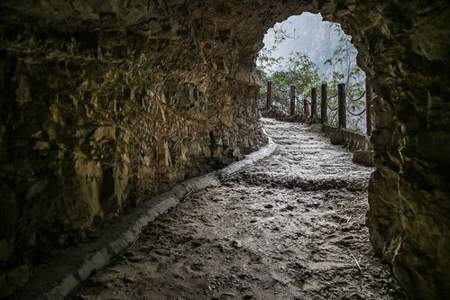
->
[352,150,374,167]
[0,1,267,296]
[0,0,449,298]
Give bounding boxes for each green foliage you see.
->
[256,24,293,71]
[325,73,366,132]
[259,52,321,112]
[257,20,368,133]
[324,23,366,132]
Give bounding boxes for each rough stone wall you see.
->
[363,3,450,299]
[0,0,449,298]
[0,1,267,296]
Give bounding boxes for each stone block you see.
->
[330,131,345,145]
[353,150,374,167]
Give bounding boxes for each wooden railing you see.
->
[265,80,374,136]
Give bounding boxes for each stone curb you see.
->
[18,138,277,300]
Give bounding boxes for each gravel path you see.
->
[71,118,404,300]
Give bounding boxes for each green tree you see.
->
[256,22,294,71]
[260,52,321,113]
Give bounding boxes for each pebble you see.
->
[231,240,243,248]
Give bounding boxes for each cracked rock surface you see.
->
[71,119,404,300]
[2,2,449,297]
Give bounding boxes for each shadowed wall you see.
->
[0,1,449,298]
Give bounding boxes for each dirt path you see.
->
[71,119,404,300]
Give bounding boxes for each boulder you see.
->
[353,150,374,167]
[330,131,345,145]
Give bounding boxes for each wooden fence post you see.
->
[338,83,346,129]
[321,83,327,124]
[303,97,309,119]
[290,85,296,116]
[266,81,272,110]
[311,87,317,121]
[366,78,373,136]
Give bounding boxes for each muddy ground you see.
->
[71,119,405,300]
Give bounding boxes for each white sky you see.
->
[259,13,359,79]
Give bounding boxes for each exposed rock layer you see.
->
[0,0,449,299]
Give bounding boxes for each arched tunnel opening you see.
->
[257,13,370,133]
[0,1,449,299]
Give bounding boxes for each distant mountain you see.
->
[260,13,358,80]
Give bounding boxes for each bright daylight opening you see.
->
[257,13,369,134]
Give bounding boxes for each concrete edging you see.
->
[19,138,277,300]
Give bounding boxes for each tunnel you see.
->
[0,0,449,299]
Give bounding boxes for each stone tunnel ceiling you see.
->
[0,0,449,298]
